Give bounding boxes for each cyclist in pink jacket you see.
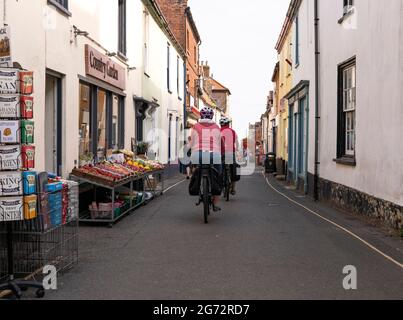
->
[190,107,222,211]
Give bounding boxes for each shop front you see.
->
[78,45,126,164]
[72,45,166,227]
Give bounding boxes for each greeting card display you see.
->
[0,95,33,119]
[23,195,37,220]
[0,196,23,222]
[0,120,20,144]
[0,68,18,94]
[19,71,33,95]
[22,171,36,195]
[0,145,21,170]
[21,145,35,169]
[21,120,34,144]
[0,171,23,196]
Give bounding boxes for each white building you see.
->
[0,0,185,177]
[317,0,403,229]
[283,0,403,229]
[135,0,185,167]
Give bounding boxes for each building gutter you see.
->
[314,0,320,201]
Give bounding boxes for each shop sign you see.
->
[0,26,12,68]
[85,45,126,90]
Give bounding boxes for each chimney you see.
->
[203,64,210,78]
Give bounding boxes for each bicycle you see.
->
[223,164,232,202]
[195,164,214,224]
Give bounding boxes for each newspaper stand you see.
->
[0,67,44,299]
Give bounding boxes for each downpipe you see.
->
[314,0,320,201]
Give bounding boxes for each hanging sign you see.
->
[0,26,12,68]
[85,44,126,90]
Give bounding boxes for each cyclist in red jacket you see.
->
[220,117,239,195]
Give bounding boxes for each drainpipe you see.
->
[314,0,320,201]
[3,0,7,25]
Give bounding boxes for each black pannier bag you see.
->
[189,167,201,196]
[232,164,241,182]
[210,168,223,196]
[189,167,223,196]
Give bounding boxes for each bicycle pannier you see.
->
[211,168,223,196]
[189,168,201,196]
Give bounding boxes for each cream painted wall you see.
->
[317,0,403,206]
[0,0,184,176]
[291,0,316,175]
[141,4,185,164]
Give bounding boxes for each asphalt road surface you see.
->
[46,171,403,300]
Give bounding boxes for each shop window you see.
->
[97,90,107,160]
[79,83,91,162]
[110,95,124,150]
[111,95,119,150]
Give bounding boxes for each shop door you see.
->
[45,74,62,175]
[297,97,306,177]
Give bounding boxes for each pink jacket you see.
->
[190,120,221,154]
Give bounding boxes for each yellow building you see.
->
[274,17,293,175]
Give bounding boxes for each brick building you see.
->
[156,0,202,128]
[211,78,231,118]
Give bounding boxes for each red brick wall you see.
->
[156,0,200,109]
[155,0,188,50]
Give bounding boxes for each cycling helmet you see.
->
[220,117,231,126]
[200,107,214,120]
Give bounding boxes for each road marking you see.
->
[262,172,403,270]
[164,178,186,193]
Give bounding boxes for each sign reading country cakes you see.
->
[85,45,126,90]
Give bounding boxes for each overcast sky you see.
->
[188,0,290,138]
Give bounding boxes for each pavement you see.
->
[43,170,403,300]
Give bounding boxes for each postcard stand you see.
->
[0,67,44,300]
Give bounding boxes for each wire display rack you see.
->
[0,182,79,282]
[0,231,6,282]
[71,169,165,227]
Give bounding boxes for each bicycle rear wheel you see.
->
[203,176,210,224]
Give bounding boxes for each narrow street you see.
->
[47,172,403,300]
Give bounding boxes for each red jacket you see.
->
[221,127,238,154]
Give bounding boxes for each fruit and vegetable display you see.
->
[72,157,165,186]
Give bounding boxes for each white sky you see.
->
[188,0,290,138]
